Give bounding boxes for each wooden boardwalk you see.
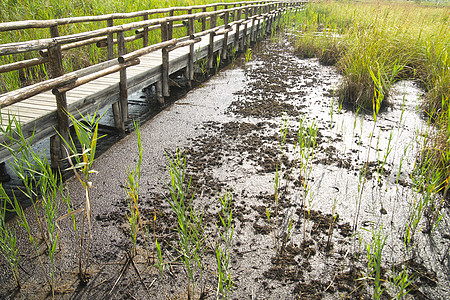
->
[0,1,304,166]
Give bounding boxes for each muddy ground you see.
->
[1,32,449,299]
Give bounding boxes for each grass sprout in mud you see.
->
[164,149,207,299]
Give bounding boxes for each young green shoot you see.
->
[60,110,104,283]
[215,191,234,299]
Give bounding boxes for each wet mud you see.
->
[1,33,449,299]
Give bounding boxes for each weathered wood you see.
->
[106,18,123,131]
[143,14,149,47]
[250,7,256,43]
[0,74,77,108]
[235,8,242,51]
[0,2,281,32]
[161,22,170,97]
[106,18,115,60]
[53,59,140,94]
[166,38,200,53]
[201,7,207,31]
[118,39,177,63]
[40,36,106,57]
[135,25,159,34]
[215,27,233,36]
[0,39,56,56]
[0,1,302,165]
[208,7,217,69]
[258,5,263,40]
[48,25,68,168]
[0,4,276,56]
[155,80,164,105]
[96,33,144,48]
[243,7,249,49]
[117,31,128,126]
[187,15,195,87]
[222,7,229,60]
[168,10,174,40]
[0,1,277,33]
[0,56,50,74]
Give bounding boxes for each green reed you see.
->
[361,226,387,300]
[124,121,144,257]
[59,110,104,283]
[165,149,207,299]
[0,112,70,295]
[215,191,234,299]
[0,198,20,289]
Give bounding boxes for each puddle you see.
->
[1,33,449,299]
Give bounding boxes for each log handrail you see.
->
[0,3,277,57]
[0,1,276,32]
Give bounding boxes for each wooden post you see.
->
[117,31,128,125]
[208,8,217,70]
[143,14,149,47]
[161,21,170,97]
[107,18,114,59]
[235,7,242,51]
[185,13,194,89]
[222,6,229,60]
[258,5,262,40]
[231,4,236,22]
[48,25,68,169]
[107,18,124,131]
[243,7,249,50]
[251,7,256,44]
[168,9,174,40]
[155,80,164,105]
[201,7,207,32]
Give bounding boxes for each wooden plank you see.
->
[6,102,55,111]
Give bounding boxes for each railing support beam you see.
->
[48,25,68,169]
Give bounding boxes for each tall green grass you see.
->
[294,0,450,197]
[293,0,449,112]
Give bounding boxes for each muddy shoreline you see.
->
[1,33,449,299]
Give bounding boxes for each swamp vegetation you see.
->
[1,0,450,299]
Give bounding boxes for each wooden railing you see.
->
[0,0,305,166]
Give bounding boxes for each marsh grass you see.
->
[360,226,388,300]
[0,112,72,295]
[215,191,234,299]
[296,116,318,240]
[165,149,207,299]
[124,121,145,256]
[0,199,20,289]
[293,0,449,111]
[293,0,450,192]
[60,110,104,283]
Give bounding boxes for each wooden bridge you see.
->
[0,0,304,167]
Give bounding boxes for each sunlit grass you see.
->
[293,0,449,112]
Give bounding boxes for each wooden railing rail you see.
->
[0,1,274,32]
[0,3,276,57]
